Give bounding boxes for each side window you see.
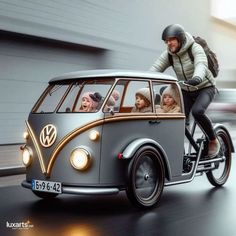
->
[153,82,182,113]
[120,80,153,113]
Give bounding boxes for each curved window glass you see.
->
[32,78,114,113]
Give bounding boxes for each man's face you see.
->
[165,37,180,53]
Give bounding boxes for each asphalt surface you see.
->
[1,124,236,236]
[0,158,236,236]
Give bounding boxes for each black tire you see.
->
[206,128,232,187]
[126,145,165,209]
[32,190,58,199]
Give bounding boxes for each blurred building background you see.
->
[0,0,235,168]
[211,0,236,88]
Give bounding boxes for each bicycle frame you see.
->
[165,120,226,186]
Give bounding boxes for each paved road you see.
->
[1,157,236,235]
[0,123,236,236]
[1,159,236,236]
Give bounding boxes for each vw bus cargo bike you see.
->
[21,70,234,209]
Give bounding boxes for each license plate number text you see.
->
[32,179,62,194]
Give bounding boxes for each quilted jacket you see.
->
[150,32,215,91]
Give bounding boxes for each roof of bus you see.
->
[49,69,177,83]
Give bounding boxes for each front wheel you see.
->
[206,128,232,186]
[126,146,165,209]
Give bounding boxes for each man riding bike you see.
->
[150,24,220,158]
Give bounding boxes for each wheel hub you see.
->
[144,174,149,181]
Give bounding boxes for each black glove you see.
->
[185,77,202,86]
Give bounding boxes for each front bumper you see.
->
[21,180,120,195]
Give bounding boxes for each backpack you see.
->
[168,36,219,78]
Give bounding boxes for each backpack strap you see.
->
[187,43,194,62]
[168,53,173,66]
[187,42,214,86]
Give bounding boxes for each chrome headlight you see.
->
[70,148,91,171]
[22,146,33,167]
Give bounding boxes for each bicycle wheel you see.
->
[206,128,232,186]
[126,146,165,208]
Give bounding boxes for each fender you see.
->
[121,138,172,180]
[214,123,235,152]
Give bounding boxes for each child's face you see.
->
[163,94,175,106]
[81,97,91,111]
[135,95,147,109]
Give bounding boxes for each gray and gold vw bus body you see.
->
[21,69,187,208]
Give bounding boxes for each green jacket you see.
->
[150,32,215,91]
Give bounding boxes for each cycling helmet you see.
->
[162,24,186,44]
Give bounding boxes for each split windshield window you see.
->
[32,78,114,113]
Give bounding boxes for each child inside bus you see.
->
[132,88,152,113]
[156,85,181,113]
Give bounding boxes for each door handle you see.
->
[149,120,161,125]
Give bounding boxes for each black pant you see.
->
[182,86,216,140]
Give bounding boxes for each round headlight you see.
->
[22,147,32,167]
[89,130,100,141]
[70,148,91,171]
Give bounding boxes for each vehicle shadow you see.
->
[29,191,137,215]
[28,183,228,216]
[21,185,231,236]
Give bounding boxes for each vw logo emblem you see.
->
[39,124,57,147]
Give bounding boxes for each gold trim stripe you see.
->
[46,114,185,176]
[26,121,46,174]
[108,114,185,121]
[46,119,105,176]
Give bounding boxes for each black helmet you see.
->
[162,24,185,43]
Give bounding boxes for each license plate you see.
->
[32,179,62,194]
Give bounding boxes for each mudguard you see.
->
[214,123,235,152]
[121,138,172,180]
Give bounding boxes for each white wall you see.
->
[0,0,212,67]
[0,0,213,144]
[211,17,236,87]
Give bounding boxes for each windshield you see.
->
[32,78,114,113]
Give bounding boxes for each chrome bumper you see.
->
[21,180,120,195]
